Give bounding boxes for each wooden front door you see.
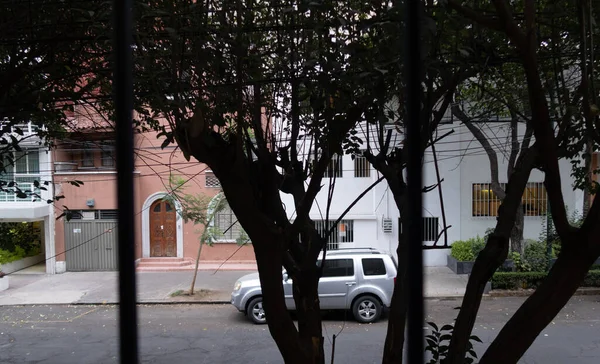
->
[150,200,177,257]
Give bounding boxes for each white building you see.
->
[280,120,584,266]
[0,121,56,274]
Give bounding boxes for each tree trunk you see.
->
[479,241,599,363]
[254,246,305,364]
[510,205,525,254]
[445,147,538,364]
[292,266,325,364]
[444,235,509,364]
[382,233,408,364]
[189,240,204,295]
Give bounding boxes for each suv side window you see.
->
[318,259,354,277]
[362,258,386,276]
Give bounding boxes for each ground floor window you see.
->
[314,219,354,250]
[472,182,547,217]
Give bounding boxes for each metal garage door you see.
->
[65,217,118,271]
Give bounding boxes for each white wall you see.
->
[278,119,585,266]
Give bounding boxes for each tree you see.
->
[107,1,393,362]
[0,0,110,202]
[442,0,600,362]
[162,175,232,295]
[349,2,482,361]
[451,65,535,255]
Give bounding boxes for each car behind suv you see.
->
[230,248,398,324]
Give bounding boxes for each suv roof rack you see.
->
[325,248,382,255]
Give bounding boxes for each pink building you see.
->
[47,110,255,273]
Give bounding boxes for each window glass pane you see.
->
[82,144,94,167]
[362,258,386,276]
[153,203,161,212]
[15,152,27,173]
[321,259,354,277]
[101,150,114,167]
[165,202,173,212]
[27,151,39,174]
[215,203,242,240]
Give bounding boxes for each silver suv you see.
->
[230,248,398,324]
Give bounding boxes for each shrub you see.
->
[523,240,548,272]
[0,246,28,265]
[509,252,531,272]
[450,236,486,261]
[451,240,474,261]
[492,270,600,290]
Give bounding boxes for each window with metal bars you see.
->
[205,171,221,188]
[324,154,343,178]
[354,156,370,178]
[313,219,354,250]
[214,203,242,241]
[399,217,439,242]
[472,182,547,217]
[69,209,119,220]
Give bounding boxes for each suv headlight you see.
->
[233,281,242,292]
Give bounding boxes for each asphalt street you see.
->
[0,296,599,363]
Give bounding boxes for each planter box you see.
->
[447,255,475,275]
[447,255,514,275]
[0,254,44,274]
[0,277,8,292]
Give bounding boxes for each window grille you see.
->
[205,171,221,188]
[472,182,547,217]
[214,203,242,241]
[399,217,439,242]
[314,219,354,250]
[354,156,370,178]
[324,154,343,178]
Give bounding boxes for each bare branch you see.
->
[446,0,503,32]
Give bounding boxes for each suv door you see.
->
[317,258,356,309]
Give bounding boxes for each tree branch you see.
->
[446,0,503,32]
[452,104,505,199]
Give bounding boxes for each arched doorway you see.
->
[149,200,177,257]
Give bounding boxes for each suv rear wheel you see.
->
[247,297,267,325]
[352,295,382,323]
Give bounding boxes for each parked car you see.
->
[230,248,398,324]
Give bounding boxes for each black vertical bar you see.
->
[405,0,423,362]
[113,0,138,363]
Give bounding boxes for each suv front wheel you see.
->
[352,295,382,323]
[247,297,267,325]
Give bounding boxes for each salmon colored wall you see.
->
[52,124,239,262]
[199,243,255,261]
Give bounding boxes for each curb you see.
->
[488,287,600,297]
[0,300,232,307]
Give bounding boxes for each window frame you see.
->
[324,154,343,178]
[361,258,387,276]
[471,182,548,217]
[81,143,95,167]
[354,155,370,178]
[0,150,42,202]
[318,258,355,278]
[101,147,115,168]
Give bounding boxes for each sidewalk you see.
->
[0,264,468,306]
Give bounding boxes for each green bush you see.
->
[451,236,486,261]
[523,240,548,272]
[451,240,475,261]
[492,270,600,290]
[0,246,28,265]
